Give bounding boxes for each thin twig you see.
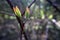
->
[6,0,36,40]
[22,0,36,16]
[28,0,36,8]
[6,0,28,40]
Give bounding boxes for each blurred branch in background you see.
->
[46,0,60,12]
[0,11,14,16]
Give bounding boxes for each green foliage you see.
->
[4,15,9,19]
[13,6,22,18]
[40,9,45,19]
[9,16,16,19]
[25,7,30,19]
[48,14,53,19]
[25,11,30,19]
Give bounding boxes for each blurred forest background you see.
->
[0,0,60,40]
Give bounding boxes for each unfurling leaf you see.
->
[13,6,22,17]
[25,7,30,18]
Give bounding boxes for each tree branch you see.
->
[28,0,36,8]
[6,0,36,40]
[6,0,28,40]
[22,0,36,16]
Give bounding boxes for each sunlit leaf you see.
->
[13,6,22,17]
[40,9,45,19]
[48,14,53,19]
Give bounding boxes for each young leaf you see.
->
[25,7,30,18]
[48,14,53,19]
[13,6,22,17]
